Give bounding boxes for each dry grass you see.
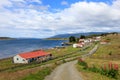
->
[46,46,80,57]
[91,34,120,60]
[0,62,56,80]
[77,34,120,80]
[76,58,120,80]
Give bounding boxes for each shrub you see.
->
[78,58,88,69]
[100,63,119,78]
[108,51,112,55]
[62,59,66,63]
[88,65,100,73]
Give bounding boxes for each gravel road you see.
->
[44,60,82,80]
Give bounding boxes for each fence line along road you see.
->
[82,45,98,58]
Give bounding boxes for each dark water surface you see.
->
[0,39,67,59]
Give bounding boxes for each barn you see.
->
[13,50,52,63]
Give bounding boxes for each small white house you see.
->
[100,41,108,44]
[73,44,78,48]
[73,43,84,48]
[13,50,52,63]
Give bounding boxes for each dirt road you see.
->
[44,61,82,80]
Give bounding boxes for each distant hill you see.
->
[50,32,105,38]
[0,37,14,40]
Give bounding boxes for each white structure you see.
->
[13,50,52,63]
[73,44,78,48]
[73,43,84,48]
[13,55,28,63]
[100,41,108,44]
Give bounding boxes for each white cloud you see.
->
[0,0,12,8]
[27,0,42,4]
[0,0,120,38]
[61,1,69,6]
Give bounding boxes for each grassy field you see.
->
[92,34,120,59]
[0,43,94,80]
[0,46,80,71]
[77,34,120,80]
[21,67,54,80]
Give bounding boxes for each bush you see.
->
[100,63,119,78]
[62,59,66,63]
[78,59,119,79]
[78,58,88,69]
[109,51,112,55]
[88,65,100,73]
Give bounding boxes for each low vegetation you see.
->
[0,43,94,80]
[22,67,53,80]
[77,33,120,80]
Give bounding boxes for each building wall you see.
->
[13,55,28,63]
[13,54,52,63]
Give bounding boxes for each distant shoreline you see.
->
[0,37,15,40]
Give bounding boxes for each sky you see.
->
[0,0,120,38]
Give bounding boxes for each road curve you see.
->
[44,61,82,80]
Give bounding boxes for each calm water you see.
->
[0,39,67,59]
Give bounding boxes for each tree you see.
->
[69,36,76,42]
[80,35,86,39]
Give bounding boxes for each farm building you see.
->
[13,50,52,63]
[73,43,84,48]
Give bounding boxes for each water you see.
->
[0,39,67,59]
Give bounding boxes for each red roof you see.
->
[19,50,49,59]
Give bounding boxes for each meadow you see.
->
[77,34,120,80]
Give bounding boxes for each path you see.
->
[44,60,82,80]
[44,45,98,80]
[82,45,98,58]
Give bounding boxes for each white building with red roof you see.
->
[13,50,52,63]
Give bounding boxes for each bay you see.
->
[0,39,67,59]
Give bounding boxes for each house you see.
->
[13,50,52,63]
[73,43,84,48]
[100,41,109,44]
[94,36,101,42]
[79,39,85,43]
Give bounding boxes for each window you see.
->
[17,58,19,60]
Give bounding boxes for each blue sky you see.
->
[0,0,120,38]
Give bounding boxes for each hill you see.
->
[77,33,120,80]
[0,37,14,40]
[49,32,105,38]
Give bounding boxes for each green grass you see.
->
[21,67,53,80]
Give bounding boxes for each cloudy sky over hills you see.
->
[0,0,120,38]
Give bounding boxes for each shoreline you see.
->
[0,45,68,60]
[0,39,68,60]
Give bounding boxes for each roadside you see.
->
[44,44,98,80]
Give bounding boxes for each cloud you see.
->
[61,1,69,6]
[0,0,120,38]
[0,0,12,8]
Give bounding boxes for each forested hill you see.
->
[0,37,14,40]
